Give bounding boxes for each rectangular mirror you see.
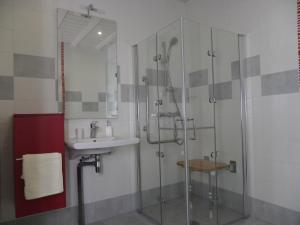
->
[57,9,118,119]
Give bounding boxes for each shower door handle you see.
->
[156,151,165,158]
[209,96,216,103]
[210,151,219,159]
[153,54,162,62]
[207,50,216,57]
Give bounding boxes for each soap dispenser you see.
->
[106,120,113,137]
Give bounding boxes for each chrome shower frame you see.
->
[133,17,249,225]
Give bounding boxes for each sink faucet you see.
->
[90,121,98,138]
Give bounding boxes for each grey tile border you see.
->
[168,87,189,103]
[244,55,261,78]
[231,60,241,80]
[146,68,167,86]
[261,69,299,96]
[0,221,16,225]
[189,69,208,87]
[15,212,60,225]
[82,102,99,112]
[14,54,55,79]
[57,102,63,113]
[87,193,138,224]
[232,55,261,80]
[192,179,300,225]
[121,84,135,102]
[55,79,59,101]
[250,197,300,225]
[98,92,107,102]
[65,91,82,102]
[209,81,232,100]
[137,85,146,102]
[0,76,13,100]
[2,185,299,225]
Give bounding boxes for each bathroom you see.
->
[0,0,299,225]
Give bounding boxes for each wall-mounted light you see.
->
[97,31,102,36]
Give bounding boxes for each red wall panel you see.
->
[13,114,66,218]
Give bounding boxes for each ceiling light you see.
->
[97,31,102,35]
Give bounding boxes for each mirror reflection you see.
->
[57,9,118,119]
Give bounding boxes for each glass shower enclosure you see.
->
[133,18,247,225]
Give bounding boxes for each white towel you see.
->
[22,153,64,200]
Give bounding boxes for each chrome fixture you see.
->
[142,36,186,145]
[81,4,98,18]
[134,19,248,225]
[77,154,103,225]
[90,121,98,138]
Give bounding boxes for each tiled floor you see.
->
[90,212,272,225]
[142,196,246,225]
[90,196,273,225]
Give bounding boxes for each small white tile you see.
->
[245,76,262,98]
[13,8,56,34]
[0,52,13,76]
[14,99,57,114]
[0,5,13,29]
[65,102,82,119]
[13,25,56,57]
[0,28,12,52]
[82,90,98,102]
[14,77,56,101]
[13,0,56,13]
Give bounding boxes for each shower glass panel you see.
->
[183,19,218,225]
[212,28,245,224]
[135,17,247,225]
[135,33,162,223]
[156,19,187,225]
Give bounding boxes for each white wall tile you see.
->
[13,27,56,57]
[0,4,13,29]
[14,99,57,114]
[245,76,262,99]
[0,28,12,52]
[14,77,56,100]
[13,0,56,14]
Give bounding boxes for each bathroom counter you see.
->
[176,159,228,172]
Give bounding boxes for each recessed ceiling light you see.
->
[97,31,102,35]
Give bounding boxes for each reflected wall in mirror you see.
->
[57,9,118,119]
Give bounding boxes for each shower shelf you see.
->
[177,159,228,172]
[160,126,214,130]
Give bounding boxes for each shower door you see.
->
[136,19,188,225]
[135,18,247,225]
[183,19,246,225]
[211,28,246,225]
[156,19,187,225]
[135,33,164,224]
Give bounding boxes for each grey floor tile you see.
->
[87,196,273,225]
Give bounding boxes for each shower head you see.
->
[169,37,178,48]
[81,4,98,19]
[167,37,178,58]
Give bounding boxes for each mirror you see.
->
[57,9,118,119]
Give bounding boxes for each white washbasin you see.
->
[66,136,140,158]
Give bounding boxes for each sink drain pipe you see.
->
[77,154,102,225]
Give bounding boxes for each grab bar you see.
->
[176,118,196,140]
[143,76,177,144]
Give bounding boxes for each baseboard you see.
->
[2,181,299,225]
[250,197,300,225]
